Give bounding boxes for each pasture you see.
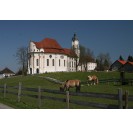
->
[0,71,133,109]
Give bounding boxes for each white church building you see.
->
[28,34,97,74]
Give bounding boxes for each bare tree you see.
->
[15,47,28,75]
[79,45,95,71]
[96,53,111,71]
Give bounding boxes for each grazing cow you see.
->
[60,79,81,92]
[87,75,99,85]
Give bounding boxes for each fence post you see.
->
[18,82,22,102]
[38,86,41,108]
[66,91,69,109]
[118,88,123,109]
[4,83,7,98]
[124,90,129,109]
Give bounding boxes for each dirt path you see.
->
[0,103,13,109]
[39,76,63,84]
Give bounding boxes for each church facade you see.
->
[28,34,97,74]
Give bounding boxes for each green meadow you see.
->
[0,71,133,109]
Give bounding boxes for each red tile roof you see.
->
[118,60,127,65]
[64,48,77,57]
[44,48,65,54]
[34,38,63,49]
[33,38,77,57]
[127,62,133,65]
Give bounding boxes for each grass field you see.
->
[0,71,133,109]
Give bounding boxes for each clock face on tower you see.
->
[73,40,79,48]
[74,44,78,48]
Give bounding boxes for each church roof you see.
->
[33,38,77,57]
[34,38,63,50]
[64,48,77,57]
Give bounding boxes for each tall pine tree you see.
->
[119,55,124,60]
[127,55,133,62]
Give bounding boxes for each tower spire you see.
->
[72,33,78,42]
[72,33,80,58]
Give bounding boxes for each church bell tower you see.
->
[72,33,80,58]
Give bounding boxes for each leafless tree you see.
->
[79,45,95,71]
[96,53,111,71]
[15,47,28,75]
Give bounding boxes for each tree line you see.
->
[119,55,133,62]
[78,44,111,71]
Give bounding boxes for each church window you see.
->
[36,59,39,66]
[49,55,52,58]
[74,62,76,67]
[52,59,54,66]
[59,59,60,66]
[64,60,65,66]
[47,59,49,66]
[72,61,73,67]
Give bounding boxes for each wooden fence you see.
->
[98,78,133,86]
[0,83,133,109]
[42,76,133,86]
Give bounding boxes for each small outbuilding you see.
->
[110,60,126,71]
[121,62,133,72]
[0,67,15,78]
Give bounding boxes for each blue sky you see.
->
[0,20,133,72]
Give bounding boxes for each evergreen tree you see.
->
[127,55,133,62]
[119,55,124,60]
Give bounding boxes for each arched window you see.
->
[59,59,60,66]
[47,59,49,66]
[52,59,54,66]
[36,59,39,66]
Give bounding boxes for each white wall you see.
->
[87,62,97,71]
[67,57,76,72]
[43,54,68,72]
[0,73,15,79]
[28,41,83,74]
[28,41,76,74]
[0,74,4,79]
[78,62,97,71]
